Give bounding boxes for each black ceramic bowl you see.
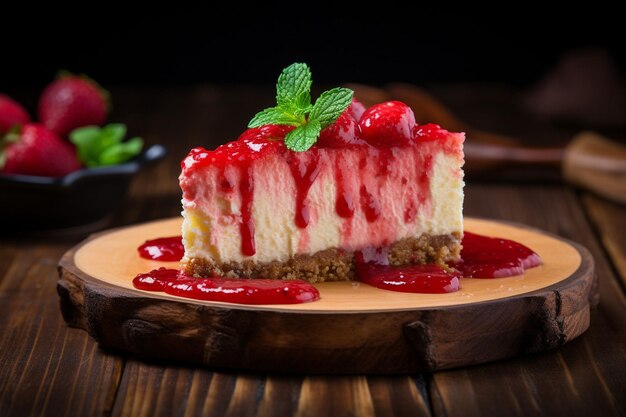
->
[0,144,166,234]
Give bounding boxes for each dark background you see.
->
[1,8,623,89]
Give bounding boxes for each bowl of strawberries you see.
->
[0,73,166,233]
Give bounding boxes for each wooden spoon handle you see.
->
[563,132,626,204]
[464,142,564,172]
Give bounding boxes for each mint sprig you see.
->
[285,119,321,152]
[248,107,302,127]
[276,62,312,111]
[70,123,143,167]
[248,63,353,152]
[309,87,354,128]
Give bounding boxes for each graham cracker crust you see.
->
[182,233,462,284]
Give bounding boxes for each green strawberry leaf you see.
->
[99,137,143,166]
[99,123,126,145]
[70,123,143,167]
[70,126,101,144]
[284,119,321,152]
[0,126,23,169]
[70,126,105,166]
[276,63,312,108]
[309,87,354,129]
[3,125,22,143]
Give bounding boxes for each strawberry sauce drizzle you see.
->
[133,267,320,304]
[403,200,417,223]
[335,160,355,218]
[239,163,256,256]
[138,236,184,261]
[289,152,322,228]
[417,154,433,206]
[356,262,461,294]
[359,185,382,222]
[354,232,541,294]
[452,232,542,278]
[219,169,236,192]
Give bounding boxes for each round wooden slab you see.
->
[57,217,597,374]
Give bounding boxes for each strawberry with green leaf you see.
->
[248,63,355,151]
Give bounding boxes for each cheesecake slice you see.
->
[179,64,464,283]
[180,124,464,283]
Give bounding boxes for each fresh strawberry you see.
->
[317,110,365,148]
[38,74,109,137]
[358,101,416,146]
[0,94,31,133]
[1,124,81,176]
[348,98,366,121]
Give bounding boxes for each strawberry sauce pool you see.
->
[133,267,320,304]
[138,236,184,261]
[133,232,541,303]
[355,232,542,294]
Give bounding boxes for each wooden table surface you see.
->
[1,85,624,417]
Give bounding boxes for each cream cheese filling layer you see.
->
[181,147,464,265]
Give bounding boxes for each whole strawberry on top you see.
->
[38,73,109,137]
[0,94,31,133]
[0,124,81,177]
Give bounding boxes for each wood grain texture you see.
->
[57,218,595,374]
[429,185,626,417]
[0,241,123,417]
[110,364,432,417]
[583,193,626,287]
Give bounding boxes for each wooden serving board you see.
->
[57,217,597,374]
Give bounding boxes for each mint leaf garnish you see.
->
[309,87,354,129]
[293,93,312,116]
[70,123,143,167]
[248,107,303,128]
[247,63,354,152]
[276,63,312,108]
[284,119,321,152]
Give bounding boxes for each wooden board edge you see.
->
[56,229,596,374]
[57,247,88,330]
